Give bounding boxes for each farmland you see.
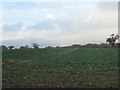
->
[2,48,119,88]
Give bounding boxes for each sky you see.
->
[0,0,119,48]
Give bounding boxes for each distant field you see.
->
[2,48,119,88]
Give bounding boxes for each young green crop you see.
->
[2,48,118,88]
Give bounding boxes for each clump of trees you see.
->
[19,45,29,49]
[0,46,8,50]
[45,46,54,48]
[8,46,14,49]
[106,34,119,46]
[32,43,39,48]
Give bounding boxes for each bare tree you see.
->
[32,43,39,48]
[106,34,119,46]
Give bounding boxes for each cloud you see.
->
[1,2,118,47]
[0,0,119,2]
[58,7,117,32]
[0,2,100,23]
[46,14,56,21]
[1,21,62,42]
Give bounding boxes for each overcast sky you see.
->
[0,0,118,47]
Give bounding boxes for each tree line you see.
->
[0,43,39,50]
[0,34,120,50]
[1,43,120,50]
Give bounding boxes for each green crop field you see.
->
[2,48,119,88]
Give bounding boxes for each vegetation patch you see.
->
[2,48,119,88]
